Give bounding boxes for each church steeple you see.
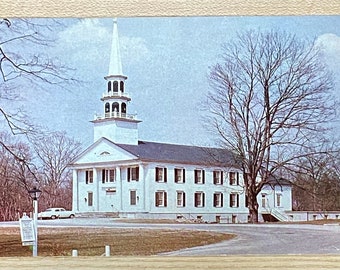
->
[108,18,124,77]
[92,18,141,145]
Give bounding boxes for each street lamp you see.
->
[28,187,42,257]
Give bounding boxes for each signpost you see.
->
[19,213,36,247]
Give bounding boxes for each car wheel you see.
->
[69,214,75,219]
[51,215,56,220]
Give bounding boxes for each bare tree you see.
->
[31,131,81,209]
[0,18,76,164]
[293,149,340,211]
[0,132,35,221]
[206,30,336,223]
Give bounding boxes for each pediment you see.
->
[71,137,137,165]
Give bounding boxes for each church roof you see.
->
[116,140,241,167]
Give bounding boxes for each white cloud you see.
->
[55,19,150,78]
[120,36,151,66]
[315,33,340,72]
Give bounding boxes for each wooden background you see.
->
[0,0,339,17]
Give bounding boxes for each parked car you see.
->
[38,208,75,220]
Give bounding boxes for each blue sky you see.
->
[17,16,340,148]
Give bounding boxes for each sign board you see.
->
[19,213,35,245]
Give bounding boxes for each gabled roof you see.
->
[116,140,240,167]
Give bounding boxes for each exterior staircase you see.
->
[270,208,291,222]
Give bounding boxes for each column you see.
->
[116,166,121,211]
[93,168,99,211]
[139,165,144,210]
[72,169,79,212]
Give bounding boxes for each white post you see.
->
[33,200,38,257]
[72,250,78,257]
[105,245,110,256]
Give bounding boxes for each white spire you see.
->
[108,18,124,76]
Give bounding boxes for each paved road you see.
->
[2,218,340,255]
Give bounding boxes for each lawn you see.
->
[0,227,235,257]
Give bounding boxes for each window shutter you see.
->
[213,194,217,207]
[164,192,167,207]
[136,167,139,181]
[164,168,167,182]
[127,168,131,182]
[221,193,224,207]
[183,169,185,183]
[102,169,105,184]
[85,171,88,184]
[155,192,158,207]
[155,167,158,182]
[203,193,205,207]
[183,192,186,207]
[194,193,198,207]
[194,170,197,183]
[203,170,205,184]
[237,172,239,185]
[229,194,232,207]
[221,171,224,184]
[237,194,239,207]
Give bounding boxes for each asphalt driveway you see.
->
[2,218,340,255]
[161,224,340,255]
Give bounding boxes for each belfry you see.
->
[91,19,141,145]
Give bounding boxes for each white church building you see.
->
[70,19,292,223]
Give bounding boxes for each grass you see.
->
[0,227,235,257]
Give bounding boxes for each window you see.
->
[102,169,115,183]
[113,81,118,92]
[194,192,205,207]
[176,191,186,207]
[121,103,127,116]
[112,102,119,114]
[88,192,93,206]
[155,191,167,207]
[120,81,124,92]
[85,170,93,184]
[174,168,185,183]
[229,172,239,185]
[276,193,282,207]
[213,192,223,208]
[213,170,223,185]
[155,167,167,182]
[261,194,266,208]
[230,193,239,208]
[194,169,205,184]
[128,167,139,181]
[105,102,110,113]
[130,190,137,205]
